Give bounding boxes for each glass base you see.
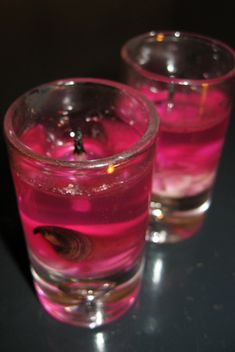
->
[31,257,144,328]
[146,194,210,243]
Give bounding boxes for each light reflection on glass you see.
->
[167,60,176,74]
[174,31,181,38]
[146,230,168,243]
[63,95,74,111]
[63,95,72,105]
[144,316,158,334]
[139,47,151,65]
[94,332,107,352]
[141,250,166,335]
[155,33,165,42]
[152,258,163,285]
[62,80,75,86]
[89,308,104,329]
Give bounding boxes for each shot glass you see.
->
[4,78,158,328]
[121,31,235,243]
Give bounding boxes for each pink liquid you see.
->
[140,87,230,199]
[14,118,152,279]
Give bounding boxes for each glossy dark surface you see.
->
[0,1,235,351]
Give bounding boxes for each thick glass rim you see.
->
[121,30,235,85]
[4,78,159,170]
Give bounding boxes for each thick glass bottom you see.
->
[31,256,144,328]
[146,190,211,243]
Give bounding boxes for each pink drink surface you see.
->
[141,87,230,199]
[14,118,152,278]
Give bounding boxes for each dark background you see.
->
[0,1,235,351]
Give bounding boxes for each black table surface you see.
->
[1,121,235,352]
[1,2,235,351]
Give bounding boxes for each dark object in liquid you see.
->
[33,226,91,261]
[74,130,85,154]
